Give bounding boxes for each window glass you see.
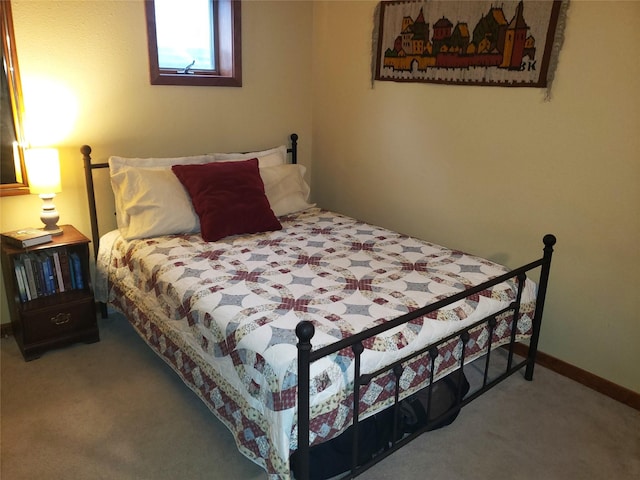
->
[155,0,215,71]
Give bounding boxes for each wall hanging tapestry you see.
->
[373,0,569,94]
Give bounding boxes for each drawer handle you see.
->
[51,313,72,326]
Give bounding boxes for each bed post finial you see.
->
[296,319,314,343]
[543,234,557,248]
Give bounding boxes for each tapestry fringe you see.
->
[371,2,381,89]
[544,0,571,101]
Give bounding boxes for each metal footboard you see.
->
[295,234,556,479]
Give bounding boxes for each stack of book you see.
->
[1,228,52,248]
[12,248,85,302]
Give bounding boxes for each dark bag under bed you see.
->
[290,369,470,480]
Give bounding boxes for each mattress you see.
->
[96,208,536,478]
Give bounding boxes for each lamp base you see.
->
[39,193,63,236]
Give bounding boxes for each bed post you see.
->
[295,320,314,480]
[290,133,298,165]
[81,145,100,260]
[81,145,108,318]
[525,234,557,380]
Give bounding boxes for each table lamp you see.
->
[25,147,63,236]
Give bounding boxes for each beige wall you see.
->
[1,1,638,394]
[311,0,639,393]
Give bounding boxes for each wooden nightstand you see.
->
[1,225,99,360]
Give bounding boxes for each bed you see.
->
[81,134,555,480]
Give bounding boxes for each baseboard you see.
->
[513,343,640,411]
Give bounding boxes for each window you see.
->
[145,0,241,87]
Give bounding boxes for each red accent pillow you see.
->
[172,158,281,242]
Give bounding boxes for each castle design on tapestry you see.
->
[384,1,535,72]
[374,0,568,88]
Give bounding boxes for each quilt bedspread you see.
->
[97,208,536,478]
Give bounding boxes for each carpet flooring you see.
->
[1,313,638,480]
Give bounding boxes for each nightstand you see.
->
[1,225,99,360]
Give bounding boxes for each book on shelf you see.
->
[69,252,84,289]
[33,253,46,297]
[52,250,65,293]
[37,252,55,295]
[14,260,30,302]
[19,262,32,301]
[57,249,73,291]
[22,255,39,300]
[1,228,52,248]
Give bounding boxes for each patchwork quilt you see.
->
[96,208,536,479]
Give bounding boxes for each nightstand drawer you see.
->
[22,297,96,344]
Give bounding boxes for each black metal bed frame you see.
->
[81,133,555,480]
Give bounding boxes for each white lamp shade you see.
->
[25,148,62,194]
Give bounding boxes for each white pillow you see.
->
[260,164,314,216]
[109,154,213,236]
[110,167,200,240]
[212,145,287,168]
[109,154,215,172]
